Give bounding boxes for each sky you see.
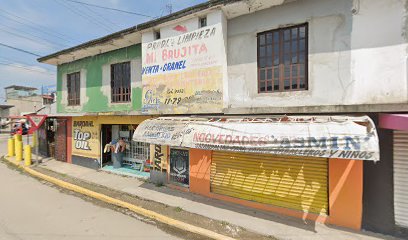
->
[0,0,206,102]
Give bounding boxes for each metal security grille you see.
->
[211,151,328,214]
[394,131,408,228]
[123,141,150,166]
[67,72,80,106]
[119,125,150,166]
[257,23,308,92]
[111,62,131,103]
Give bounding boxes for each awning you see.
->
[133,115,380,161]
[379,114,408,131]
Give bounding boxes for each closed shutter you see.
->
[211,151,328,214]
[394,131,408,227]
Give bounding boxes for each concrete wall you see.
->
[226,0,408,112]
[57,45,142,114]
[6,95,43,116]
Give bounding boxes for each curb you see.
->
[2,156,236,240]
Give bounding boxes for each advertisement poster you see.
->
[169,149,189,186]
[72,118,100,159]
[141,23,226,114]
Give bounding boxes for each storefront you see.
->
[134,115,379,230]
[378,114,408,236]
[71,115,152,177]
[38,117,56,158]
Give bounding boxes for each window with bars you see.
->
[257,23,308,93]
[111,62,131,103]
[118,125,150,166]
[67,72,80,106]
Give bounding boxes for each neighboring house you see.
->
[38,0,408,237]
[4,85,42,116]
[0,104,13,128]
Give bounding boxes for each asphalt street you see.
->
[0,135,181,240]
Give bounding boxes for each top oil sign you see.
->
[141,23,227,114]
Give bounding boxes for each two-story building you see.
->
[38,0,408,237]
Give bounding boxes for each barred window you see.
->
[258,23,308,93]
[111,62,131,103]
[67,72,80,106]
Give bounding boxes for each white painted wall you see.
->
[226,0,408,110]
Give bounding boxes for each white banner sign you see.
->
[141,23,226,114]
[133,116,380,161]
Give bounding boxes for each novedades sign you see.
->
[133,117,380,161]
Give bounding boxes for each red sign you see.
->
[27,115,47,133]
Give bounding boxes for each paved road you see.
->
[0,158,181,239]
[0,134,11,156]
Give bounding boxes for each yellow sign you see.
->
[142,67,223,114]
[150,144,168,171]
[72,117,100,159]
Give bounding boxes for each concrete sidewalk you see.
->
[27,158,398,240]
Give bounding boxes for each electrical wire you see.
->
[0,62,55,76]
[0,22,69,48]
[61,0,154,18]
[0,42,41,57]
[0,26,68,49]
[0,8,77,44]
[55,0,115,32]
[0,56,56,73]
[81,4,121,29]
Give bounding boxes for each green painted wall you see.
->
[57,44,142,113]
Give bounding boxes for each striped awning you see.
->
[133,115,379,161]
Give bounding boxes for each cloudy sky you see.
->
[0,0,206,101]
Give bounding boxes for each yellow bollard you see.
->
[14,134,22,142]
[8,138,15,157]
[15,141,23,163]
[24,145,32,166]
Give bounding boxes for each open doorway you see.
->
[101,124,112,166]
[100,124,150,178]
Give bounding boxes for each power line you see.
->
[0,8,77,44]
[0,62,55,76]
[0,56,56,72]
[81,3,121,29]
[55,0,114,32]
[0,43,41,57]
[0,22,69,48]
[0,26,68,48]
[62,0,154,18]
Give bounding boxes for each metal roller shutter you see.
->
[210,151,328,214]
[394,131,408,228]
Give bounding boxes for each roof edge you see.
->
[38,0,240,64]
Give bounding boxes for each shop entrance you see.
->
[101,125,112,166]
[100,124,150,177]
[38,118,56,158]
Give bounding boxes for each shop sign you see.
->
[72,119,100,159]
[141,23,226,114]
[169,149,189,186]
[150,144,167,171]
[133,117,380,161]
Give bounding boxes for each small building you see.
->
[4,85,42,117]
